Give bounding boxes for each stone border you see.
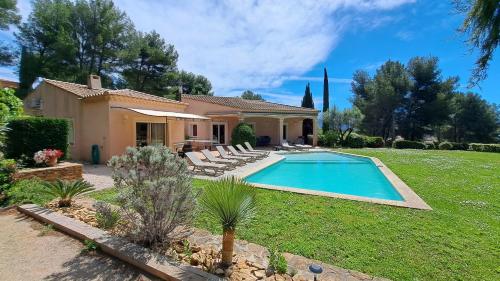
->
[231,149,431,210]
[17,204,221,281]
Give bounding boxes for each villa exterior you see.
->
[23,75,318,163]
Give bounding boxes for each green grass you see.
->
[88,149,500,280]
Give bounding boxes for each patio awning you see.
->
[112,106,209,120]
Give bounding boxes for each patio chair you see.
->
[280,141,301,151]
[227,146,259,161]
[200,149,240,169]
[185,152,226,176]
[244,142,270,156]
[235,144,266,159]
[216,146,254,163]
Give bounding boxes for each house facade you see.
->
[23,76,318,163]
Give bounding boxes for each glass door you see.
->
[136,122,166,147]
[212,123,226,144]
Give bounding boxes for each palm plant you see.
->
[43,179,95,207]
[199,177,257,267]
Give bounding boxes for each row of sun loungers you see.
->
[185,142,270,176]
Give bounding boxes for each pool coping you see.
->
[234,149,432,210]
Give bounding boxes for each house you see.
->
[23,75,318,163]
[0,78,19,89]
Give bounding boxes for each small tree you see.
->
[301,83,315,109]
[325,106,364,143]
[231,123,256,146]
[108,146,197,249]
[200,177,256,267]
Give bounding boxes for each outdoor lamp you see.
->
[309,264,323,281]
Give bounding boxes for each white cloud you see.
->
[8,0,414,99]
[115,0,415,94]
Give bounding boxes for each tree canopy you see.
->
[301,82,314,109]
[241,90,264,101]
[0,0,21,65]
[455,0,500,86]
[15,0,212,99]
[351,56,499,143]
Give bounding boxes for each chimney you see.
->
[87,74,102,89]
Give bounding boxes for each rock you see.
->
[254,269,266,279]
[264,276,275,281]
[215,268,225,275]
[274,275,286,281]
[191,245,202,253]
[190,253,200,266]
[291,275,307,281]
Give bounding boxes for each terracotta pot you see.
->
[47,157,58,167]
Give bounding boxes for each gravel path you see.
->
[83,165,114,190]
[0,208,158,281]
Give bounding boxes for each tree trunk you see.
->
[221,229,235,267]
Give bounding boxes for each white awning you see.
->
[112,107,209,120]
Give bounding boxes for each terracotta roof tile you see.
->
[182,94,318,114]
[44,79,184,104]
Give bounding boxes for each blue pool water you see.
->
[245,152,403,201]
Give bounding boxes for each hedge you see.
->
[343,133,365,148]
[365,136,384,148]
[392,140,425,149]
[231,123,256,147]
[5,117,69,162]
[318,131,339,147]
[439,141,469,150]
[469,143,500,153]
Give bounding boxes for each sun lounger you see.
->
[280,141,301,151]
[216,146,254,163]
[235,144,266,159]
[201,149,240,169]
[244,142,270,156]
[227,146,259,160]
[185,152,225,176]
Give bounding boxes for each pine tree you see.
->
[322,67,330,131]
[301,83,315,109]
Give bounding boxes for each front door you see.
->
[212,123,226,144]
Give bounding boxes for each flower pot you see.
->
[47,157,58,167]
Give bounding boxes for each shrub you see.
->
[6,179,55,206]
[318,130,339,147]
[42,179,95,207]
[0,159,16,193]
[470,143,500,153]
[0,88,23,123]
[5,117,69,164]
[94,201,120,229]
[343,133,366,148]
[424,142,436,150]
[438,141,453,150]
[439,142,469,150]
[231,123,256,147]
[199,177,257,266]
[392,140,425,149]
[109,145,197,249]
[269,249,288,274]
[365,136,384,148]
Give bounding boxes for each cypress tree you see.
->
[322,67,330,131]
[301,83,315,109]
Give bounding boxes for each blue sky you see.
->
[1,0,498,109]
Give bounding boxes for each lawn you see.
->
[88,149,500,280]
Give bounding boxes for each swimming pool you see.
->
[245,152,404,201]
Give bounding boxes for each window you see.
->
[189,124,198,137]
[136,122,166,147]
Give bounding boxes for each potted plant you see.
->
[34,149,64,167]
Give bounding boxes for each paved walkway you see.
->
[0,208,158,281]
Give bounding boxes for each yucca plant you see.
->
[199,177,257,267]
[43,179,95,207]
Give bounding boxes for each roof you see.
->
[182,94,318,114]
[43,79,185,105]
[0,79,19,89]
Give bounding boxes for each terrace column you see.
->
[312,116,318,146]
[278,117,284,145]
